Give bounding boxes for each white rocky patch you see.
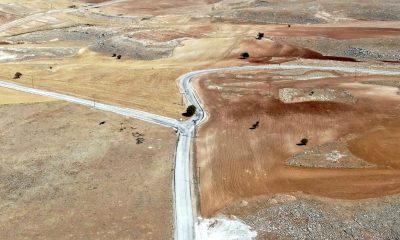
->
[197,215,257,240]
[325,150,346,162]
[0,50,17,61]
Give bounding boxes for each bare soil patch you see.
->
[195,69,400,216]
[349,118,400,169]
[265,26,400,40]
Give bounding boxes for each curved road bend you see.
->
[1,65,400,240]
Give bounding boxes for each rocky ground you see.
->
[278,88,356,104]
[286,139,374,169]
[224,193,400,240]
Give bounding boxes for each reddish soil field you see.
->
[230,39,356,63]
[195,69,400,216]
[265,26,400,40]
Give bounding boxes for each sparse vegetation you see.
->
[296,138,308,146]
[13,72,23,79]
[240,52,250,59]
[182,105,196,117]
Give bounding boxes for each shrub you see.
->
[240,52,250,59]
[296,138,308,146]
[13,72,22,79]
[182,105,196,117]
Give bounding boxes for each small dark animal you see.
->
[49,66,53,70]
[112,53,116,57]
[117,55,122,59]
[309,91,314,96]
[288,24,291,28]
[99,121,106,125]
[296,138,308,146]
[256,32,264,40]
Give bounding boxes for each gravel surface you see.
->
[239,193,400,240]
[271,36,400,62]
[0,47,79,61]
[279,88,356,104]
[7,25,120,43]
[7,24,180,60]
[90,36,180,60]
[210,0,400,24]
[286,140,374,168]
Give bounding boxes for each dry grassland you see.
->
[0,50,188,118]
[0,87,55,105]
[0,101,176,239]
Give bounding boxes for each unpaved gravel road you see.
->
[1,64,400,240]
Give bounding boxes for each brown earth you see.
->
[264,26,400,40]
[195,69,400,216]
[81,0,220,15]
[349,118,400,169]
[229,38,356,62]
[0,101,176,240]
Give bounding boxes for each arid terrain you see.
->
[0,0,400,239]
[0,97,176,239]
[194,63,400,238]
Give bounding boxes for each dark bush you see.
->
[182,105,196,117]
[296,138,308,146]
[249,121,260,130]
[117,55,122,59]
[13,72,22,79]
[256,32,264,40]
[240,52,250,59]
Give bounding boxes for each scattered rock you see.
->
[279,88,356,104]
